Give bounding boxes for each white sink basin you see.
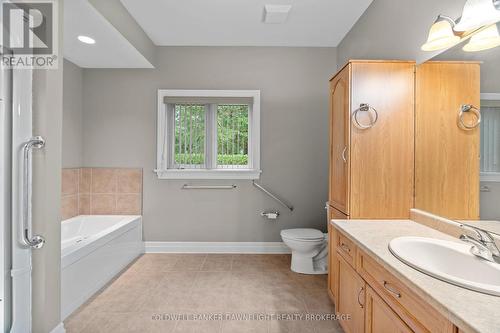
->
[389,237,500,296]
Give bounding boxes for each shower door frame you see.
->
[0,50,13,333]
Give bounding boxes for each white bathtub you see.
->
[61,215,143,320]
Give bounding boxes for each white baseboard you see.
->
[50,322,66,333]
[144,241,291,254]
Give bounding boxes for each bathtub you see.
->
[61,215,143,320]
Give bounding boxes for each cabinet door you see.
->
[336,254,365,333]
[329,65,350,215]
[327,206,347,303]
[415,62,480,219]
[365,286,412,333]
[350,61,415,219]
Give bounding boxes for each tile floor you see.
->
[64,254,343,333]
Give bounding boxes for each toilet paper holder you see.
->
[261,211,280,219]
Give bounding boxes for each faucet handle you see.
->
[459,224,495,243]
[460,234,496,263]
[460,224,500,259]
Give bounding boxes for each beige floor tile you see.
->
[109,312,177,333]
[174,320,222,333]
[301,289,335,313]
[64,303,99,333]
[190,287,230,312]
[193,271,233,289]
[64,254,332,333]
[201,254,233,271]
[314,318,343,333]
[79,312,122,333]
[265,289,307,313]
[226,286,273,312]
[172,254,207,271]
[140,287,190,312]
[133,258,179,272]
[221,319,268,333]
[157,271,197,290]
[293,274,327,290]
[268,319,316,333]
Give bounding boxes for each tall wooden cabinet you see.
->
[328,61,415,219]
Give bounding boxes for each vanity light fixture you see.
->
[77,35,96,45]
[463,24,500,51]
[421,15,461,51]
[454,0,500,32]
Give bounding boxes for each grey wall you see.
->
[82,46,337,241]
[337,0,467,67]
[63,59,83,168]
[32,1,63,331]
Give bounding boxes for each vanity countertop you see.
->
[331,219,500,333]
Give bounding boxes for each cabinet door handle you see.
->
[383,280,401,298]
[340,242,350,253]
[341,146,347,163]
[357,286,365,308]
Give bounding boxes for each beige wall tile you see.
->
[61,195,78,220]
[61,167,143,218]
[79,168,91,194]
[79,194,91,215]
[116,169,142,193]
[62,168,79,195]
[91,168,117,193]
[116,194,142,215]
[91,194,116,215]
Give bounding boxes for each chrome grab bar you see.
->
[21,136,45,249]
[253,181,294,212]
[182,184,236,190]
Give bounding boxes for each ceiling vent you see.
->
[263,5,292,24]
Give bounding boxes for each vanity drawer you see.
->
[336,231,356,267]
[357,250,455,333]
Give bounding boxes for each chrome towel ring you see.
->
[458,104,481,130]
[352,103,378,129]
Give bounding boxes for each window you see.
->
[156,90,261,179]
[480,94,500,181]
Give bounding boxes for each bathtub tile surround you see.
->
[61,168,143,220]
[64,254,342,333]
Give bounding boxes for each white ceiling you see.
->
[64,0,153,68]
[120,0,373,47]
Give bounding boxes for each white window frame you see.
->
[480,93,500,182]
[156,89,261,179]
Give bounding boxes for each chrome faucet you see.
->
[459,224,500,264]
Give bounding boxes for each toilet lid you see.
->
[281,228,324,240]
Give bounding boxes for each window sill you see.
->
[155,169,262,180]
[480,172,500,182]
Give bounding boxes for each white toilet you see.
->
[281,228,328,274]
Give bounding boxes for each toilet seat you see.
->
[281,228,324,241]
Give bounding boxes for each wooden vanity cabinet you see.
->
[327,205,347,302]
[365,285,412,333]
[336,254,365,333]
[330,227,457,333]
[328,60,415,219]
